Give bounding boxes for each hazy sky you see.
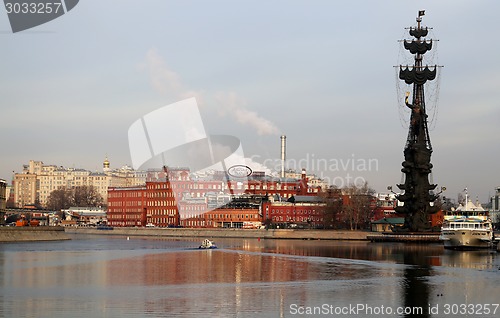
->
[1,1,499,203]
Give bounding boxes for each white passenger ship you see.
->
[440,194,492,249]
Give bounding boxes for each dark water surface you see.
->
[1,235,499,317]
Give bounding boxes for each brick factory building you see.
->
[181,195,264,228]
[107,167,324,228]
[146,180,180,227]
[107,186,147,227]
[262,195,326,229]
[108,179,181,228]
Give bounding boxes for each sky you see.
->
[1,0,499,203]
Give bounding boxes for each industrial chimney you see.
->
[280,135,286,178]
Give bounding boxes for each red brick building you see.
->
[240,169,321,198]
[178,198,208,227]
[145,180,179,227]
[107,179,181,228]
[202,208,261,228]
[107,186,147,227]
[180,195,263,228]
[107,167,322,228]
[262,196,326,229]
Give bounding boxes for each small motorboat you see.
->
[199,239,217,249]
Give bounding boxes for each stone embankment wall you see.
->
[0,226,70,242]
[64,227,369,240]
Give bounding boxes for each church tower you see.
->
[103,156,110,173]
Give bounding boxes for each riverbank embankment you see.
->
[0,226,70,242]
[64,227,370,240]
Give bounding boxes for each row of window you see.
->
[108,214,142,219]
[108,191,145,198]
[180,220,206,227]
[147,184,171,190]
[206,214,258,220]
[446,223,490,229]
[181,213,205,219]
[272,216,323,222]
[148,200,176,207]
[180,205,207,211]
[109,221,140,226]
[144,183,304,191]
[108,209,144,214]
[148,217,176,224]
[148,192,174,198]
[148,209,177,216]
[271,209,318,215]
[108,201,144,207]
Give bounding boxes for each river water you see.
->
[1,235,499,318]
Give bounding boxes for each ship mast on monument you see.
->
[390,10,444,232]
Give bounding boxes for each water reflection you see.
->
[0,237,499,318]
[401,248,432,318]
[224,238,500,317]
[441,249,496,270]
[230,239,445,266]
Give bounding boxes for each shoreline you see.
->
[6,227,479,244]
[0,226,70,242]
[64,227,370,241]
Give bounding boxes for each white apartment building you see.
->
[13,159,146,208]
[284,169,329,191]
[13,173,37,208]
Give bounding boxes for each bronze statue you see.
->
[394,11,441,232]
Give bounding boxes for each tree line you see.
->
[46,185,104,211]
[320,182,375,230]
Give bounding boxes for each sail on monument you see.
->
[392,10,443,232]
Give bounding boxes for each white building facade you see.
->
[13,160,146,208]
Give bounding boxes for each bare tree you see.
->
[46,188,74,211]
[319,186,343,229]
[46,186,103,211]
[341,182,375,230]
[73,185,103,207]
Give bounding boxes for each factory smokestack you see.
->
[280,135,286,178]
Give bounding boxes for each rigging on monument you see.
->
[390,10,445,232]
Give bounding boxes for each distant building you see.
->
[372,193,399,221]
[262,195,326,229]
[108,167,193,227]
[5,184,13,208]
[285,169,329,191]
[371,192,443,230]
[490,187,500,225]
[107,166,324,228]
[0,179,6,224]
[107,186,147,227]
[201,195,264,228]
[203,207,261,228]
[145,179,180,227]
[13,171,37,208]
[179,196,208,228]
[13,159,146,208]
[61,206,107,227]
[242,168,322,198]
[371,217,405,232]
